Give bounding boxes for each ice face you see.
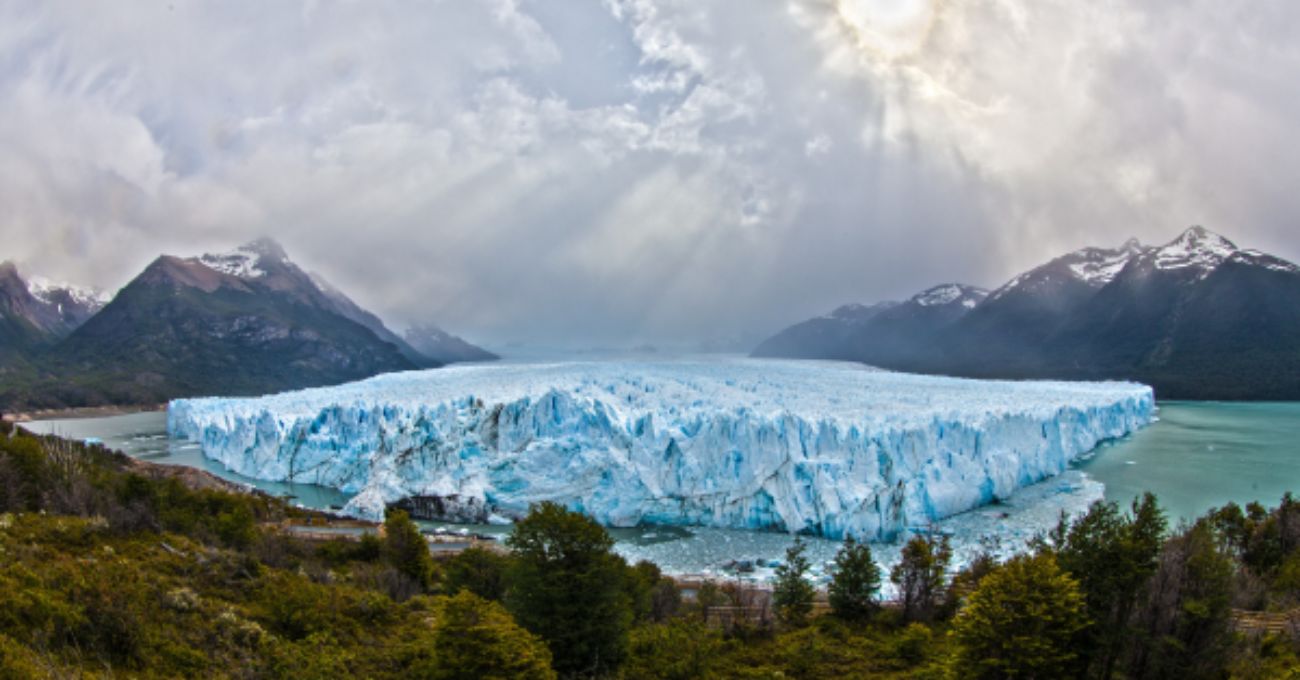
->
[167,358,1154,540]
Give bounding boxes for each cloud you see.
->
[0,0,1298,348]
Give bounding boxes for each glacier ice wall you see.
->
[167,359,1154,540]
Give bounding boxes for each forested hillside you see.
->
[1,424,1298,678]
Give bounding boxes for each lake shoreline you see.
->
[4,402,167,423]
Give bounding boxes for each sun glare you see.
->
[833,0,938,61]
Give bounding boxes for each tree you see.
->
[827,536,881,622]
[425,591,556,680]
[951,553,1089,680]
[1126,522,1235,680]
[382,509,435,592]
[1052,493,1167,678]
[625,560,681,624]
[890,532,951,623]
[648,575,683,623]
[444,546,511,602]
[943,549,998,618]
[772,537,817,627]
[693,580,732,624]
[1207,493,1300,579]
[505,502,632,677]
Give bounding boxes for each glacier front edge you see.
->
[167,359,1154,540]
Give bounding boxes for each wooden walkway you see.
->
[1231,608,1300,637]
[702,602,836,628]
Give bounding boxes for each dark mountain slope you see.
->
[752,302,897,360]
[752,226,1300,399]
[844,284,988,370]
[3,244,419,409]
[403,324,499,364]
[0,263,49,361]
[954,239,1150,371]
[1041,243,1300,398]
[308,272,442,367]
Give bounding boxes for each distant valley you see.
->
[0,239,495,411]
[754,227,1300,400]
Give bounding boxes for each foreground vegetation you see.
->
[1,421,1298,678]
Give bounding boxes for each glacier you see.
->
[167,358,1154,540]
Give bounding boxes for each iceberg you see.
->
[167,358,1153,540]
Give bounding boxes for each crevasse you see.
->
[167,358,1154,540]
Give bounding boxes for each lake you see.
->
[1076,401,1300,522]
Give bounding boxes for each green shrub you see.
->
[444,546,511,601]
[421,591,555,680]
[951,553,1088,680]
[624,620,724,680]
[0,633,45,680]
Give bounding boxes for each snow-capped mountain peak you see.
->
[198,238,290,279]
[912,283,988,308]
[986,238,1151,303]
[1229,249,1300,274]
[1065,238,1148,286]
[25,276,111,307]
[1151,226,1238,276]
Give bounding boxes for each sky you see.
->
[1,0,1298,349]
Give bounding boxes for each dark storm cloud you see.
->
[1,0,1298,349]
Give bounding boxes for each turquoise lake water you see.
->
[1076,401,1300,522]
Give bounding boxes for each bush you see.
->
[951,553,1088,680]
[624,620,724,680]
[422,592,554,680]
[0,633,45,680]
[444,546,511,601]
[892,622,933,666]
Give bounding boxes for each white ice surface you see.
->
[168,358,1153,540]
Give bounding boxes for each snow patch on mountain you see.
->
[1231,250,1300,274]
[1065,238,1149,286]
[989,239,1150,303]
[198,239,290,280]
[913,284,987,308]
[1152,226,1238,277]
[168,359,1153,540]
[25,277,111,308]
[199,250,265,279]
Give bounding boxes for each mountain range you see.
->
[0,239,496,410]
[754,227,1300,399]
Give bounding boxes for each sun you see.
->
[832,0,939,62]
